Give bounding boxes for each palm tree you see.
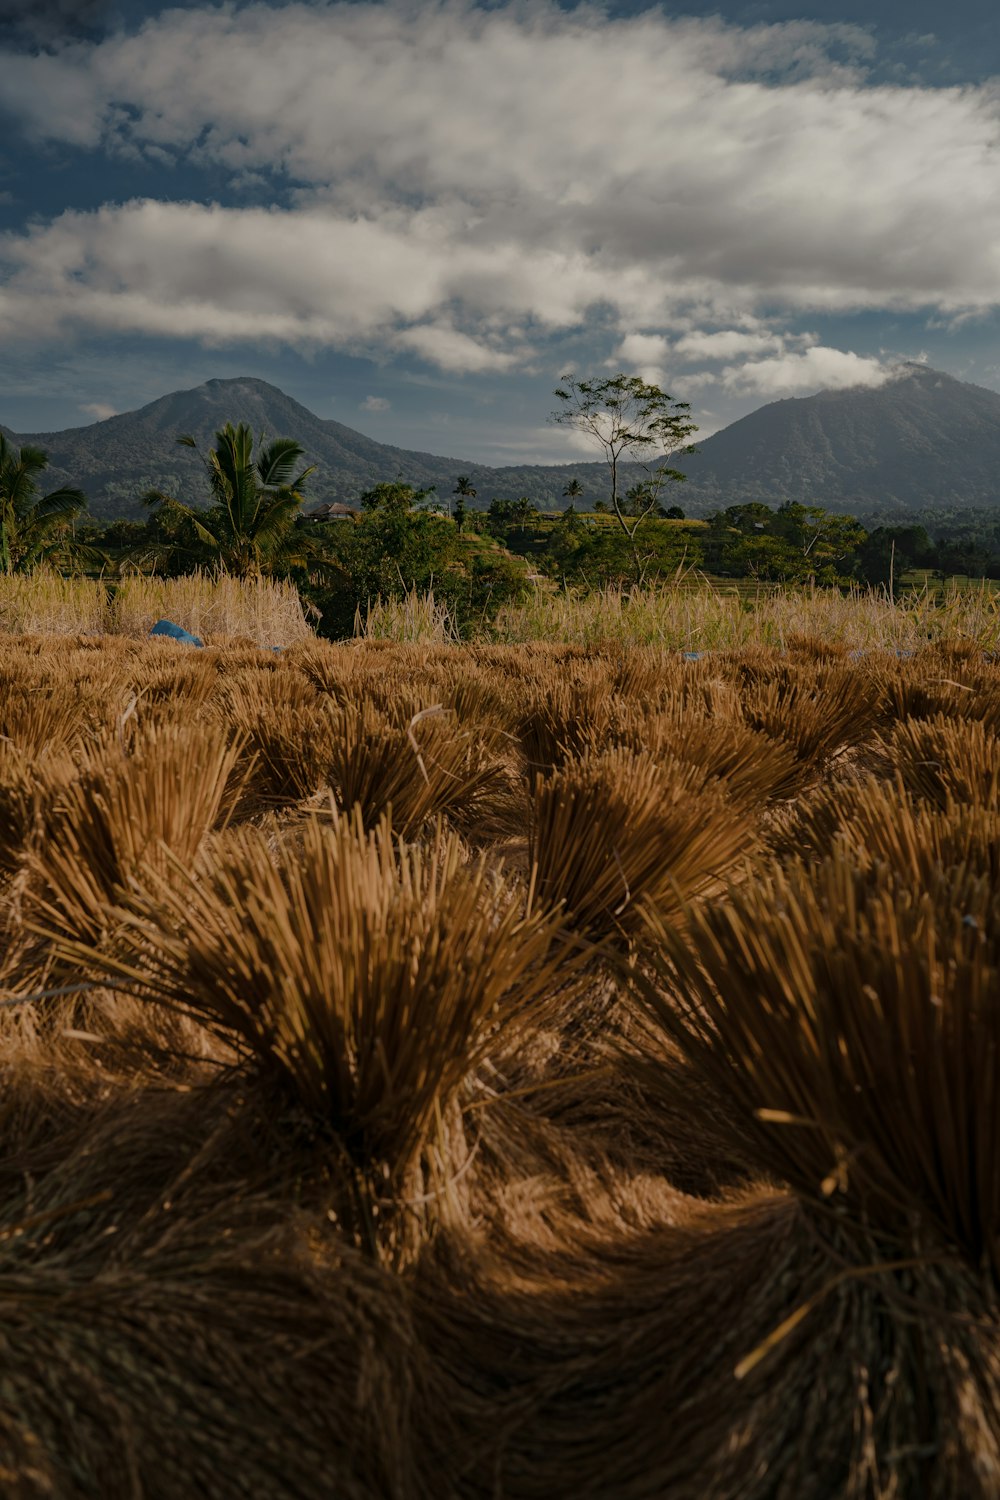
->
[0,436,88,574]
[562,478,584,503]
[452,475,477,531]
[152,423,317,577]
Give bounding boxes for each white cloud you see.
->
[2,1,1000,378]
[719,346,899,396]
[393,324,521,374]
[79,400,117,420]
[0,200,553,370]
[673,330,789,362]
[610,332,672,386]
[359,395,390,412]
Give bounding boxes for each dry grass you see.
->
[0,569,313,647]
[1,625,1000,1495]
[529,746,756,942]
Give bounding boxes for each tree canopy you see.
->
[145,423,317,577]
[551,373,697,580]
[0,436,88,574]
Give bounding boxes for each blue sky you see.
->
[2,0,1000,462]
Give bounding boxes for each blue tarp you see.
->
[149,618,204,648]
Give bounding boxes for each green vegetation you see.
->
[0,435,88,574]
[144,422,320,577]
[9,377,1000,645]
[551,372,698,581]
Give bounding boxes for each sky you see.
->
[2,0,1000,463]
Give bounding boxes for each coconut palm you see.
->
[562,478,584,503]
[0,436,88,574]
[155,423,317,577]
[452,475,477,530]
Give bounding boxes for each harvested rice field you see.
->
[2,625,1000,1497]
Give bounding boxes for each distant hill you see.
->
[4,364,1000,521]
[2,377,622,520]
[679,363,1000,516]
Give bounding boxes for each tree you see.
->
[562,478,584,503]
[452,475,477,531]
[857,525,935,592]
[511,497,539,533]
[359,480,437,515]
[0,436,88,574]
[147,423,317,577]
[551,373,697,583]
[772,501,867,572]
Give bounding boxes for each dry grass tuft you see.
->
[636,852,1000,1274]
[774,773,1000,885]
[326,699,512,836]
[882,713,1000,809]
[529,747,756,943]
[61,814,574,1217]
[25,723,246,945]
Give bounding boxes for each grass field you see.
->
[2,581,1000,1496]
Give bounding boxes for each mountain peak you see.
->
[4,364,1000,521]
[681,363,1000,513]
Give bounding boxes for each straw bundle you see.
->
[529,746,755,943]
[883,713,1000,809]
[25,722,245,945]
[57,815,574,1216]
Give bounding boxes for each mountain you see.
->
[2,377,620,520]
[679,363,1000,516]
[4,364,1000,522]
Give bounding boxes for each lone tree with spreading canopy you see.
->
[551,374,697,582]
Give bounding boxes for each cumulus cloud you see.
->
[2,1,1000,377]
[719,346,899,396]
[610,332,672,386]
[79,399,116,420]
[0,199,556,369]
[672,330,789,362]
[359,395,390,413]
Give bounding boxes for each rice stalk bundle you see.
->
[608,702,800,807]
[0,1191,417,1500]
[880,657,1000,729]
[608,648,713,708]
[326,699,509,835]
[738,663,881,789]
[127,656,220,723]
[417,1190,1000,1499]
[0,742,43,884]
[64,814,573,1203]
[775,773,1000,884]
[25,722,246,945]
[215,673,333,809]
[515,673,624,775]
[289,640,362,700]
[528,747,755,943]
[636,854,1000,1274]
[417,659,512,734]
[783,631,851,662]
[613,855,1000,1494]
[883,714,1000,809]
[0,676,94,759]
